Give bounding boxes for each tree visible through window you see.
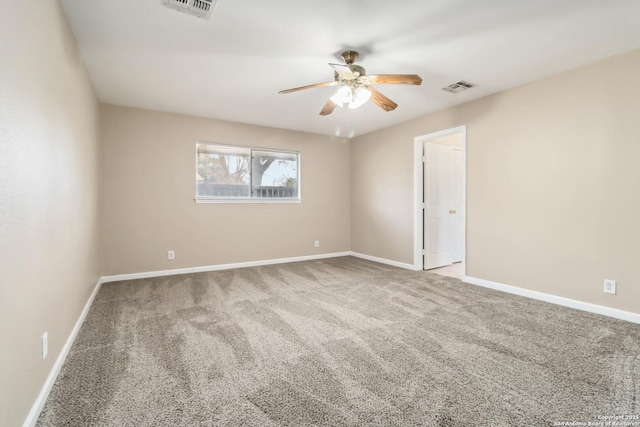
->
[196,143,299,200]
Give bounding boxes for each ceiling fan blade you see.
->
[369,87,398,112]
[319,98,337,116]
[363,74,422,85]
[279,81,339,94]
[329,63,355,78]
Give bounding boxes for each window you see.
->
[195,143,299,202]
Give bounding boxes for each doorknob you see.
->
[449,209,457,214]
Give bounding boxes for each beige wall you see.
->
[100,105,351,275]
[0,2,101,426]
[352,48,640,314]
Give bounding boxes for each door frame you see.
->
[413,125,467,273]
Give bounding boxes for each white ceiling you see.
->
[60,0,640,138]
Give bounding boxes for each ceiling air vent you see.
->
[162,0,217,20]
[442,80,475,94]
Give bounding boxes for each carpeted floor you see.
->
[37,256,640,426]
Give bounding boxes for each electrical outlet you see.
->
[604,279,616,295]
[314,240,320,248]
[168,250,175,260]
[42,332,48,360]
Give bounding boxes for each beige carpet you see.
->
[37,256,640,426]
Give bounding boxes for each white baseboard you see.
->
[101,251,421,284]
[101,252,353,283]
[349,251,420,271]
[22,277,104,427]
[463,275,640,325]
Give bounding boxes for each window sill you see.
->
[194,198,301,204]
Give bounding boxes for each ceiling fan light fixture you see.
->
[330,86,351,106]
[330,86,371,109]
[348,87,371,109]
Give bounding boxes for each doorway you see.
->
[413,126,466,274]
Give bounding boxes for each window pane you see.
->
[196,144,250,198]
[251,150,298,198]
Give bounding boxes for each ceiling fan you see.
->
[279,50,422,116]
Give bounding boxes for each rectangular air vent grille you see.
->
[442,80,475,94]
[162,0,216,19]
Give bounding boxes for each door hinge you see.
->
[421,202,425,209]
[422,156,426,163]
[421,249,426,256]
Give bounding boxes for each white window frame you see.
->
[194,142,301,204]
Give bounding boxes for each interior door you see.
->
[424,142,452,269]
[450,148,463,262]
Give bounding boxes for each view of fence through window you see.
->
[196,143,299,200]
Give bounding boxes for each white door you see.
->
[424,142,452,269]
[423,142,463,269]
[450,148,463,262]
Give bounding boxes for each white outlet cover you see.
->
[604,279,616,295]
[314,240,320,248]
[168,250,175,260]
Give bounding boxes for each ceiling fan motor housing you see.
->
[349,65,365,77]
